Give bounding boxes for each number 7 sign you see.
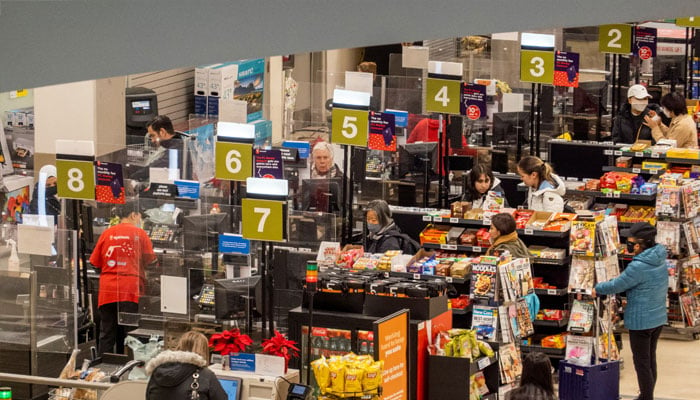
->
[242,198,286,242]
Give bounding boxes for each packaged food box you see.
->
[528,245,547,258]
[451,201,472,218]
[615,156,632,168]
[447,227,466,244]
[667,148,700,160]
[514,210,535,229]
[420,225,450,245]
[475,228,491,247]
[641,161,668,171]
[585,179,601,191]
[459,230,477,245]
[540,248,566,259]
[526,211,553,230]
[544,213,576,231]
[541,332,568,349]
[450,260,471,278]
[464,208,483,220]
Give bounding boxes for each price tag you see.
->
[331,107,369,147]
[599,24,632,54]
[547,289,557,295]
[446,277,454,283]
[450,218,459,223]
[425,77,462,115]
[215,141,253,181]
[434,217,443,223]
[524,229,534,235]
[613,192,621,198]
[482,220,490,226]
[605,192,613,198]
[603,150,613,155]
[614,150,623,156]
[422,215,432,222]
[651,152,660,158]
[477,357,491,370]
[441,244,457,251]
[413,274,421,280]
[520,50,555,84]
[650,168,660,174]
[384,272,390,278]
[632,168,641,174]
[242,198,286,242]
[56,159,96,200]
[473,246,483,252]
[635,152,644,157]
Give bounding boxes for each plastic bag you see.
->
[125,335,164,380]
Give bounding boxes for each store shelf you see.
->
[470,355,498,373]
[534,318,569,328]
[601,166,665,175]
[618,151,700,165]
[532,257,570,266]
[573,190,656,201]
[386,271,468,285]
[422,243,488,253]
[664,157,700,165]
[535,288,568,296]
[452,307,471,316]
[423,216,569,238]
[520,344,566,357]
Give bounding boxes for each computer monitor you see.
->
[548,141,615,179]
[218,376,242,400]
[398,142,438,178]
[272,247,317,291]
[214,276,263,320]
[301,178,341,213]
[183,213,232,252]
[653,55,685,85]
[573,81,608,114]
[492,112,530,145]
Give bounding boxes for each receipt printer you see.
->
[286,383,313,400]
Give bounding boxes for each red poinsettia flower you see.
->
[208,329,253,356]
[261,330,300,362]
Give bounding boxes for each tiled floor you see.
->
[618,333,700,399]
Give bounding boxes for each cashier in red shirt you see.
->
[90,201,156,355]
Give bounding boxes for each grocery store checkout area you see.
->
[210,362,304,400]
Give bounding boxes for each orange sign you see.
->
[374,310,409,400]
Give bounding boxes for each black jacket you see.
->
[365,222,402,254]
[29,183,61,218]
[612,103,661,144]
[146,351,227,400]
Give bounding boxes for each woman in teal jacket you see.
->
[593,222,667,400]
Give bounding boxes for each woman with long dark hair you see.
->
[506,352,556,400]
[463,163,508,208]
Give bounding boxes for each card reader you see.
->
[286,383,313,400]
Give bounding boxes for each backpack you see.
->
[385,231,421,254]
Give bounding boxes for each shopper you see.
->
[146,331,227,400]
[645,92,698,149]
[407,116,445,143]
[29,164,61,222]
[517,156,566,213]
[364,199,417,253]
[593,222,668,400]
[310,141,344,179]
[90,201,156,355]
[612,84,660,144]
[485,213,529,259]
[505,352,556,400]
[463,163,509,208]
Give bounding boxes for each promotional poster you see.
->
[460,83,487,120]
[95,161,125,204]
[368,112,396,151]
[254,149,284,179]
[553,51,580,87]
[634,27,657,60]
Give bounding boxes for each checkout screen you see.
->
[131,100,151,114]
[218,378,240,400]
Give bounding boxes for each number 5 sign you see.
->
[332,107,369,147]
[242,198,285,242]
[520,50,554,84]
[599,24,632,54]
[56,159,96,200]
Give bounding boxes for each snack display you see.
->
[428,328,494,360]
[419,224,451,245]
[336,248,364,269]
[543,213,576,231]
[312,354,384,398]
[513,210,535,229]
[541,332,568,349]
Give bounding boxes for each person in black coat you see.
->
[612,85,662,144]
[146,331,226,400]
[29,164,61,221]
[364,199,403,253]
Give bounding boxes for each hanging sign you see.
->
[460,83,487,120]
[216,141,253,181]
[520,50,554,84]
[425,61,463,115]
[599,24,632,54]
[56,159,95,200]
[254,148,284,179]
[368,112,396,151]
[634,27,657,60]
[241,198,286,242]
[553,51,580,88]
[676,16,700,28]
[95,161,125,204]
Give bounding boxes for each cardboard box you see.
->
[194,63,221,115]
[526,211,553,230]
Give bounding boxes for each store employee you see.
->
[611,85,659,144]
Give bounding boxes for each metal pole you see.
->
[529,84,536,155]
[260,242,267,335]
[347,147,355,244]
[341,145,349,245]
[536,84,542,157]
[686,27,691,98]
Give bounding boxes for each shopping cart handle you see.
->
[110,360,145,383]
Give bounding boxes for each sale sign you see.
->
[553,51,580,88]
[634,26,657,60]
[368,112,396,151]
[460,83,487,120]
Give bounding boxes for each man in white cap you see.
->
[611,84,661,144]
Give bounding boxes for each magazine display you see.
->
[472,305,499,341]
[570,219,596,257]
[507,303,521,340]
[595,255,620,285]
[569,256,595,293]
[498,305,513,343]
[656,221,681,256]
[666,259,679,292]
[656,185,682,217]
[680,293,700,327]
[498,343,522,385]
[568,299,595,333]
[682,180,700,218]
[596,218,618,257]
[499,258,534,302]
[682,219,700,256]
[515,298,534,338]
[471,257,499,300]
[681,256,700,287]
[565,335,594,366]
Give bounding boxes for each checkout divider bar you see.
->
[0,372,113,391]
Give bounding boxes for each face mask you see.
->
[367,223,381,234]
[626,241,636,254]
[631,103,647,113]
[661,108,672,118]
[45,185,58,197]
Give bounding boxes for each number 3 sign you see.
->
[56,159,96,200]
[242,198,286,242]
[520,50,554,84]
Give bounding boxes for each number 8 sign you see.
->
[56,159,96,200]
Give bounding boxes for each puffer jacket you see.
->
[595,244,668,331]
[526,174,566,213]
[463,177,510,209]
[611,103,660,144]
[145,350,227,400]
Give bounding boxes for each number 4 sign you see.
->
[242,198,286,242]
[56,159,96,200]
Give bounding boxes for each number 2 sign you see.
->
[56,159,96,200]
[599,24,632,54]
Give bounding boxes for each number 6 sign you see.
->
[215,141,253,181]
[242,198,286,242]
[56,159,96,200]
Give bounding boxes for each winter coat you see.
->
[145,350,227,400]
[651,113,698,149]
[611,103,660,144]
[365,222,402,254]
[463,177,510,209]
[486,232,530,259]
[595,244,668,331]
[525,174,566,213]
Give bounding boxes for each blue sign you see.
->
[219,234,251,255]
[384,109,409,128]
[175,180,201,199]
[282,140,311,159]
[229,353,256,372]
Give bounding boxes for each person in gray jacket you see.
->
[146,331,227,400]
[594,222,668,400]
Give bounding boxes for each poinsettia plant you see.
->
[261,330,300,363]
[209,328,253,355]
